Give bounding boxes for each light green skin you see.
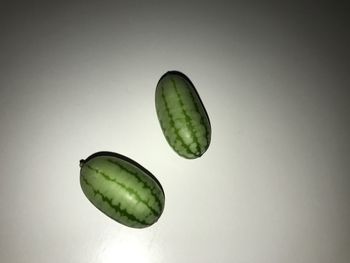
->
[80,154,165,228]
[155,71,211,159]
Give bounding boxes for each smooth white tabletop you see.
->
[1,1,349,262]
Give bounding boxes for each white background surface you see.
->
[1,1,349,262]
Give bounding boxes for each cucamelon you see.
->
[80,152,165,228]
[155,71,211,159]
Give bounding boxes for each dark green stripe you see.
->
[81,176,150,226]
[106,159,163,211]
[183,81,210,145]
[86,165,160,216]
[158,118,172,143]
[161,85,193,156]
[171,78,201,155]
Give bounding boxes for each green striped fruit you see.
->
[80,152,165,228]
[155,71,211,159]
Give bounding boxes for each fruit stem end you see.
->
[79,159,85,168]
